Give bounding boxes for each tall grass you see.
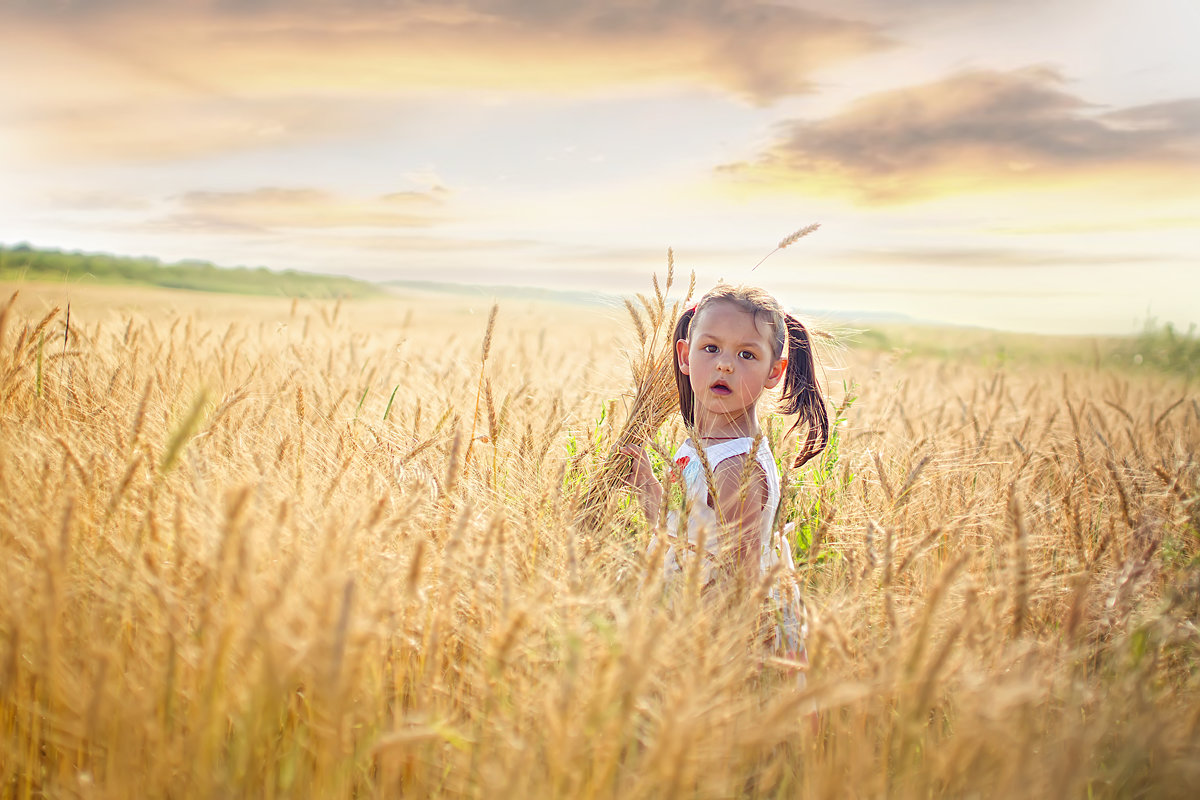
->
[1,283,1198,798]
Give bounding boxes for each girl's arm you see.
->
[619,445,664,523]
[709,457,770,582]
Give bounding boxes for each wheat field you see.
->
[1,279,1198,799]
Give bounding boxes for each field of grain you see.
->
[2,279,1198,798]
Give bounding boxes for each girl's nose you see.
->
[716,356,734,373]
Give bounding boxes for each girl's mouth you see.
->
[710,381,732,396]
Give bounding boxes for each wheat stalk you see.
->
[466,303,499,467]
[577,257,693,531]
[751,223,820,271]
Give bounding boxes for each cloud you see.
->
[801,0,1077,21]
[836,245,1173,269]
[308,232,540,255]
[2,1,889,105]
[719,67,1200,203]
[151,187,447,234]
[45,190,152,211]
[0,1,893,166]
[987,216,1200,235]
[13,95,387,163]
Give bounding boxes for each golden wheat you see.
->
[0,280,1196,798]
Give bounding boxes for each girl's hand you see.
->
[618,444,664,521]
[618,444,654,491]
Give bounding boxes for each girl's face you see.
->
[677,300,787,429]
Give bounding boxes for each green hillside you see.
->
[0,243,381,299]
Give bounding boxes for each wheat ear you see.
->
[751,223,820,271]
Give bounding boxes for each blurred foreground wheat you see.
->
[1,283,1199,799]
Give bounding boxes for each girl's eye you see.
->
[739,350,756,360]
[703,344,719,354]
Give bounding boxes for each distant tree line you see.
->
[0,243,381,299]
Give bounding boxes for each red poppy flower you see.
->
[675,455,690,468]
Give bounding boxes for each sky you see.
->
[1,0,1198,334]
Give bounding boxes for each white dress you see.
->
[652,436,806,658]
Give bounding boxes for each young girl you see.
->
[622,284,829,674]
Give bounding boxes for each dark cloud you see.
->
[720,68,1200,202]
[794,0,1081,19]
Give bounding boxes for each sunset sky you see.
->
[2,0,1198,334]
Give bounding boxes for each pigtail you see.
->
[673,307,696,426]
[780,314,829,467]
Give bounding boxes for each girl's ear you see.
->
[675,338,691,375]
[766,355,787,389]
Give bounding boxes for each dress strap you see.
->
[702,437,754,466]
[680,437,775,504]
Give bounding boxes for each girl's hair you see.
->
[673,284,830,467]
